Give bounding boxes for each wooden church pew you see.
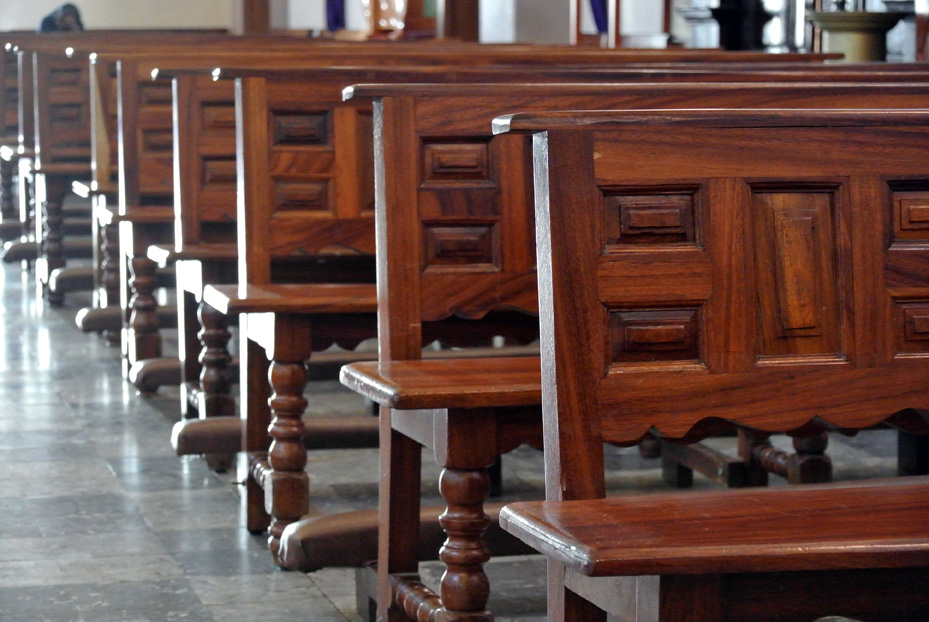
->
[77,41,845,383]
[495,106,929,622]
[335,80,929,620]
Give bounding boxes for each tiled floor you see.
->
[0,237,903,621]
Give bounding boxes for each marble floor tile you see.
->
[0,531,168,563]
[71,578,213,622]
[0,584,81,621]
[0,458,123,498]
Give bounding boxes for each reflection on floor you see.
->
[0,253,898,621]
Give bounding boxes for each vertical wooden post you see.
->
[811,0,824,52]
[437,0,479,41]
[663,0,672,37]
[917,0,929,60]
[242,0,270,34]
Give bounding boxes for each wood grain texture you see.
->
[500,478,929,577]
[500,107,929,621]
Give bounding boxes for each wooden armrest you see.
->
[203,283,378,315]
[499,477,929,577]
[340,356,541,409]
[147,242,238,266]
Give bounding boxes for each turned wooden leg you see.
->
[0,156,14,224]
[740,430,831,485]
[126,255,162,365]
[737,431,772,487]
[101,224,122,345]
[196,301,235,418]
[787,432,832,484]
[17,156,33,242]
[265,353,310,561]
[390,407,496,622]
[41,175,68,304]
[437,467,492,622]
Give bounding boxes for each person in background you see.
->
[38,3,84,32]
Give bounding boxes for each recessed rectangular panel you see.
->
[424,222,497,270]
[141,129,173,154]
[201,157,236,188]
[891,183,929,242]
[896,302,929,354]
[897,194,929,239]
[271,112,329,146]
[422,140,490,184]
[604,192,696,247]
[201,103,236,133]
[274,181,330,212]
[49,67,80,87]
[610,308,700,363]
[50,103,81,124]
[752,189,840,357]
[774,211,819,331]
[139,83,172,106]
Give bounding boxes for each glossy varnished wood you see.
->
[501,477,929,576]
[498,108,929,621]
[341,80,929,621]
[341,356,541,409]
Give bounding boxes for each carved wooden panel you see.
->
[423,221,498,272]
[421,140,491,186]
[49,67,81,88]
[893,188,929,242]
[50,103,81,124]
[273,181,331,212]
[752,188,840,358]
[604,190,698,247]
[201,157,237,189]
[895,302,929,354]
[139,82,172,106]
[201,103,236,134]
[271,112,329,146]
[610,308,700,363]
[142,129,173,154]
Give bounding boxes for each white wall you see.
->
[286,0,326,30]
[479,0,516,42]
[0,0,675,44]
[0,0,241,32]
[515,0,570,43]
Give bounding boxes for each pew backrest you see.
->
[347,81,929,362]
[496,107,929,498]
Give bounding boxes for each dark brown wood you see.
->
[497,107,929,621]
[438,0,478,42]
[242,0,271,34]
[342,80,929,619]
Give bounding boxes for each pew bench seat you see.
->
[501,477,929,577]
[203,283,379,316]
[341,355,542,409]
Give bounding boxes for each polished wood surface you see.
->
[340,78,929,621]
[497,107,929,621]
[502,477,929,576]
[341,357,541,409]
